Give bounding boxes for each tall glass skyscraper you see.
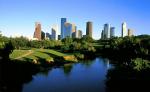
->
[64,23,72,38]
[122,22,127,37]
[110,27,115,38]
[104,23,110,39]
[61,18,67,39]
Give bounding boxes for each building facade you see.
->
[110,27,115,38]
[61,18,67,39]
[86,21,93,38]
[101,30,104,39]
[64,22,72,38]
[51,24,58,40]
[78,30,82,39]
[34,22,41,40]
[122,22,127,37]
[128,29,133,37]
[46,32,51,39]
[72,24,76,38]
[104,23,110,39]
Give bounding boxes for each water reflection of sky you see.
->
[23,57,112,92]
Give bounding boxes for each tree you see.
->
[10,36,30,49]
[62,36,73,45]
[81,35,93,43]
[30,40,42,48]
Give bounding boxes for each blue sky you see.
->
[0,0,150,39]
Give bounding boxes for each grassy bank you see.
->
[10,49,78,64]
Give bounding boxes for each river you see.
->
[22,57,112,92]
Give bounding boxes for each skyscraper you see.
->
[101,30,104,39]
[64,22,72,38]
[122,22,127,37]
[104,23,110,39]
[46,32,51,39]
[128,29,133,37]
[72,23,76,33]
[110,27,115,38]
[61,18,67,39]
[41,31,45,40]
[34,22,41,40]
[86,21,93,38]
[51,24,58,40]
[72,24,76,38]
[75,29,78,38]
[78,30,82,39]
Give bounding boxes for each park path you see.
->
[15,50,33,59]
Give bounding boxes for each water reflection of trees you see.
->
[63,63,73,76]
[105,63,150,92]
[0,60,39,92]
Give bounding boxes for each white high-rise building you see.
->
[122,22,127,37]
[51,24,58,40]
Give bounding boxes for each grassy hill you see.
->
[10,49,77,64]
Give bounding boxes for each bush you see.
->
[131,58,150,71]
[74,53,84,60]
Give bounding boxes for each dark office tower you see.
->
[104,24,110,39]
[110,27,115,38]
[86,21,93,38]
[46,32,51,39]
[61,18,67,39]
[41,31,45,40]
[101,30,104,39]
[34,22,41,40]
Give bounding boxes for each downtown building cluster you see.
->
[33,18,133,41]
[33,18,93,40]
[101,22,134,40]
[34,22,59,40]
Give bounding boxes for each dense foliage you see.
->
[99,35,150,62]
[0,34,13,60]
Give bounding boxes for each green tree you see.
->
[81,35,93,43]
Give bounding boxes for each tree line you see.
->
[98,35,150,71]
[0,35,96,60]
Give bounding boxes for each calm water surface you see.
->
[22,57,112,92]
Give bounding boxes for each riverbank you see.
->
[10,49,87,65]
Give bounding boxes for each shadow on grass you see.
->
[35,50,69,64]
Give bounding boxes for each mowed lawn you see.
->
[10,50,31,59]
[10,49,67,61]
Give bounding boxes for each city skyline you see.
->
[0,0,150,39]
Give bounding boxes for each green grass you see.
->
[37,49,67,57]
[10,50,31,59]
[23,50,53,61]
[10,49,67,61]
